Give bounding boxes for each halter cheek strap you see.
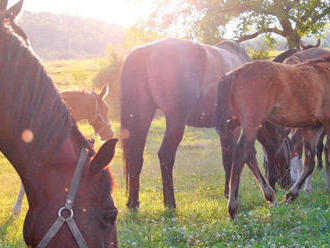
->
[89,94,111,136]
[37,148,89,248]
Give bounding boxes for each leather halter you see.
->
[89,94,111,136]
[37,148,90,248]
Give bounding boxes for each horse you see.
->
[120,37,290,210]
[272,39,321,63]
[283,48,330,192]
[11,86,114,216]
[215,56,330,219]
[261,42,325,188]
[61,86,114,140]
[0,1,118,247]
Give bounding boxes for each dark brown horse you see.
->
[273,39,321,63]
[120,38,290,210]
[62,86,114,140]
[215,56,330,219]
[0,1,118,247]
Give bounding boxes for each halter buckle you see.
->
[58,206,73,220]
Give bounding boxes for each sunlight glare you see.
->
[10,0,155,27]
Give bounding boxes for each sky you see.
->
[8,0,155,26]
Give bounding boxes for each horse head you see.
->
[91,85,114,140]
[0,1,119,246]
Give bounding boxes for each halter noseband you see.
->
[37,148,90,248]
[89,94,111,136]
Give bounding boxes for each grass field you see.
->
[0,59,329,247]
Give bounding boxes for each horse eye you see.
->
[101,209,118,227]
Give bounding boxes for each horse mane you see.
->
[0,27,92,157]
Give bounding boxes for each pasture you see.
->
[0,59,329,247]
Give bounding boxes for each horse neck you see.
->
[1,127,86,208]
[0,31,84,205]
[63,92,97,122]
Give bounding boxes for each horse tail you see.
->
[120,52,137,193]
[120,48,155,194]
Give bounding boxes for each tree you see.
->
[147,0,330,48]
[123,25,164,49]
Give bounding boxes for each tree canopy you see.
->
[147,0,330,48]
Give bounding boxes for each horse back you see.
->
[284,48,330,64]
[120,38,249,128]
[185,45,248,127]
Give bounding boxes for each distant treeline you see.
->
[18,11,329,60]
[18,11,126,60]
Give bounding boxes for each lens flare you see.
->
[22,129,34,143]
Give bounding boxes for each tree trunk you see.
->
[286,31,301,49]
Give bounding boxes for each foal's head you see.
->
[90,85,114,140]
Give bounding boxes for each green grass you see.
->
[0,59,329,247]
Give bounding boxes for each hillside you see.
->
[18,11,126,59]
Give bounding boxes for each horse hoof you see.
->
[164,202,176,209]
[228,205,238,220]
[304,188,313,193]
[269,200,279,208]
[285,191,298,204]
[127,201,140,210]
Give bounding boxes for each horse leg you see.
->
[316,132,325,171]
[285,129,318,203]
[158,116,186,208]
[246,155,275,204]
[304,175,313,193]
[263,150,277,190]
[218,128,237,199]
[12,182,25,215]
[125,109,156,209]
[256,123,281,191]
[228,128,257,219]
[324,139,330,191]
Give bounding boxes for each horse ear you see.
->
[0,0,8,12]
[315,38,321,47]
[98,85,109,100]
[5,0,23,20]
[90,138,118,175]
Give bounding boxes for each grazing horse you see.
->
[0,1,119,247]
[120,38,290,210]
[215,56,330,219]
[284,48,330,192]
[12,86,114,216]
[62,86,114,140]
[263,42,324,188]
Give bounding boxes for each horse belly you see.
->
[269,105,321,128]
[186,93,216,128]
